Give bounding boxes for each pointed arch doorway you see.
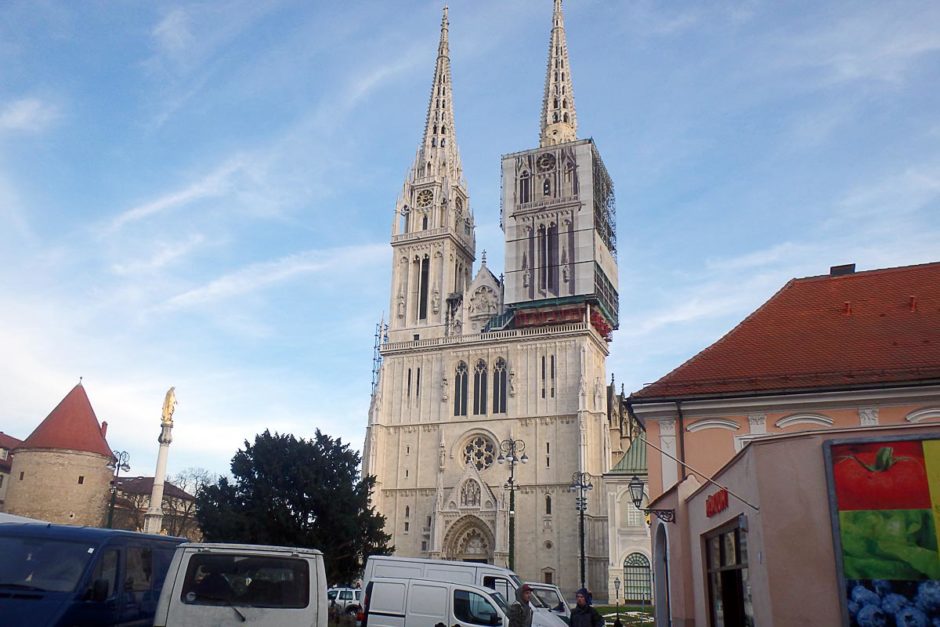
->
[442,515,495,563]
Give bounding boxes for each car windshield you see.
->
[0,537,95,592]
[490,591,510,614]
[528,589,549,608]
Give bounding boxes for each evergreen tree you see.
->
[196,429,392,584]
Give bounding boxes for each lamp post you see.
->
[497,438,527,571]
[569,471,593,589]
[106,450,130,529]
[614,576,621,620]
[628,475,675,523]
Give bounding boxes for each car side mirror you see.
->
[91,579,110,602]
[488,614,502,626]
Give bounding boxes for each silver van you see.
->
[153,543,327,627]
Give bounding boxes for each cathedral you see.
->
[363,1,634,598]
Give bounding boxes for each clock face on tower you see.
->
[417,189,433,207]
[537,153,556,172]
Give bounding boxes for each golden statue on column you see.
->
[144,387,177,534]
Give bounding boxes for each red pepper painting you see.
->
[832,440,931,511]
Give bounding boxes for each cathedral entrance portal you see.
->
[442,515,495,564]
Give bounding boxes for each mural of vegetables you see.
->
[828,437,940,627]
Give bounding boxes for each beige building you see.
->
[629,261,940,626]
[4,383,115,526]
[364,1,632,599]
[111,475,201,540]
[0,431,23,507]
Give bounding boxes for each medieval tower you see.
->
[5,383,114,526]
[364,1,626,597]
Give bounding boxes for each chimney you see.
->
[100,421,108,439]
[830,263,856,277]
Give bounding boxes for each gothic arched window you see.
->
[623,553,652,603]
[422,215,428,230]
[405,506,410,518]
[493,358,507,414]
[473,359,488,415]
[401,207,410,233]
[547,223,558,292]
[454,361,468,416]
[520,171,531,204]
[538,225,547,291]
[545,495,552,515]
[543,178,551,196]
[418,255,430,320]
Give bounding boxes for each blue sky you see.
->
[2,0,939,479]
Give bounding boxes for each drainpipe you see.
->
[676,401,686,480]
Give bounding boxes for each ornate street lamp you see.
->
[628,474,675,523]
[614,576,621,620]
[497,438,527,571]
[106,450,131,529]
[569,471,593,588]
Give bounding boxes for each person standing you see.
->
[570,588,604,627]
[509,584,534,627]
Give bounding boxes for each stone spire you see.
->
[540,0,578,147]
[420,5,462,181]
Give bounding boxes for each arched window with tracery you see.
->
[473,359,488,415]
[520,171,531,204]
[623,553,652,603]
[454,361,468,416]
[492,358,507,413]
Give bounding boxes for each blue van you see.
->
[0,522,184,626]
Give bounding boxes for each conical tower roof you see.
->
[540,0,578,146]
[20,383,113,458]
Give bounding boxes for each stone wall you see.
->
[5,448,112,526]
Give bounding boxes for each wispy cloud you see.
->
[163,244,386,310]
[105,157,246,233]
[110,233,207,276]
[0,97,59,132]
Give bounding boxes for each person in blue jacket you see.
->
[570,588,604,627]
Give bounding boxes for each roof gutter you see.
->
[628,377,940,407]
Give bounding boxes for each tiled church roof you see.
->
[19,384,113,458]
[609,437,647,475]
[632,262,940,400]
[116,476,195,502]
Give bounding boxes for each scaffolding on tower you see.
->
[371,317,388,395]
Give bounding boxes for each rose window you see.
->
[463,436,495,471]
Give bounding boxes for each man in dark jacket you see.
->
[509,584,534,627]
[570,588,604,627]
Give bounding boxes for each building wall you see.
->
[365,324,614,597]
[666,422,938,627]
[638,388,940,500]
[5,448,112,525]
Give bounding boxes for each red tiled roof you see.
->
[19,384,113,458]
[115,476,195,501]
[632,262,940,400]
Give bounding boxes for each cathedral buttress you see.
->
[388,6,475,344]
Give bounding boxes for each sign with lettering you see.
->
[705,488,729,517]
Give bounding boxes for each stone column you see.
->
[144,388,176,534]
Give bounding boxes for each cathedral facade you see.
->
[363,1,630,598]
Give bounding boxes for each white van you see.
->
[526,582,570,622]
[361,556,565,627]
[363,576,509,627]
[153,543,328,627]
